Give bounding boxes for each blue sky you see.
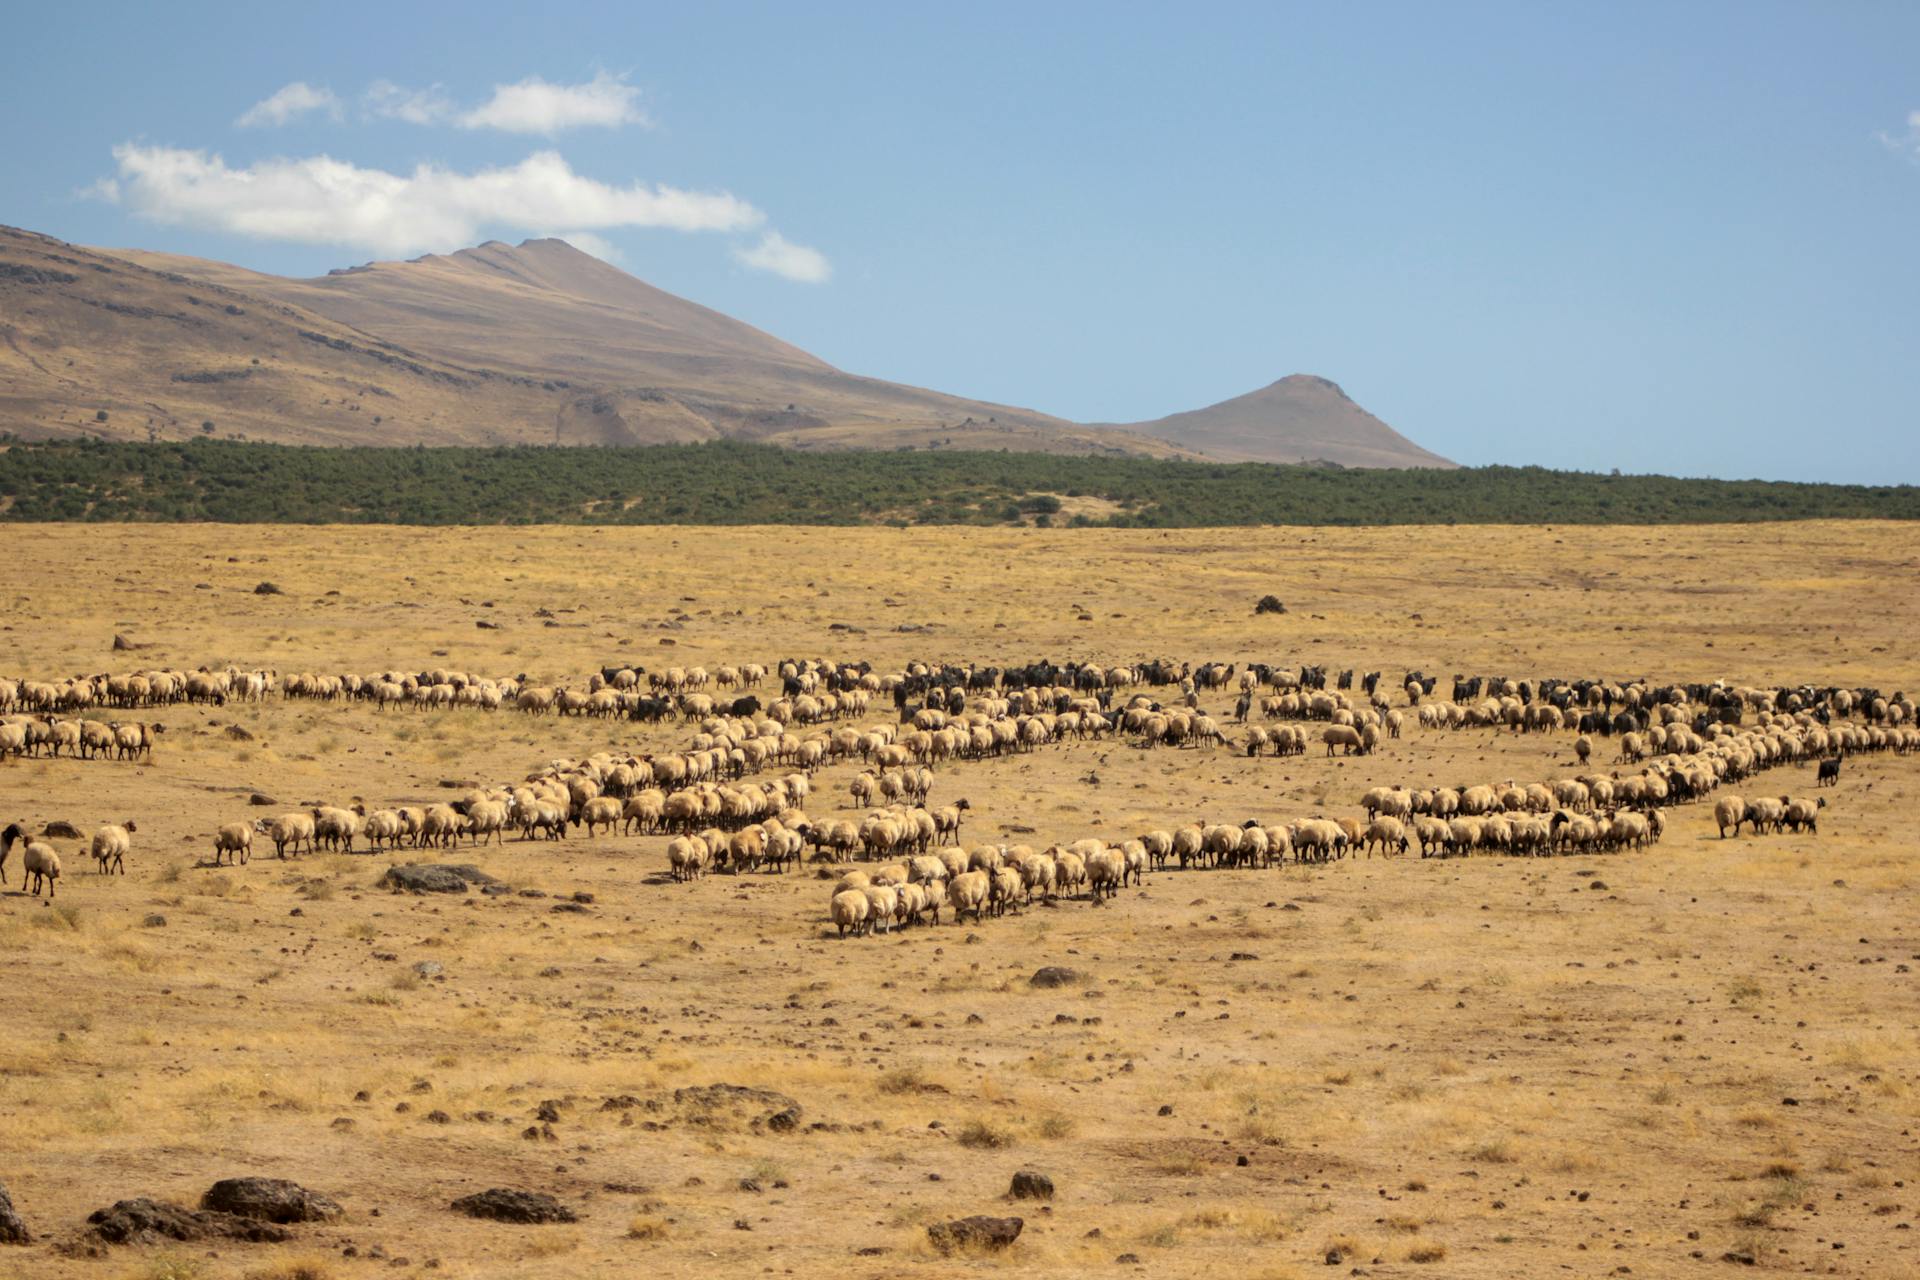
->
[4,2,1917,482]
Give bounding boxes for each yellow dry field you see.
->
[1,520,1917,1280]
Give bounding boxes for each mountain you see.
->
[1105,374,1456,468]
[0,224,1450,466]
[0,226,1181,455]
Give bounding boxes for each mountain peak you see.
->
[1109,373,1452,469]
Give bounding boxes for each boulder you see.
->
[1008,1170,1054,1201]
[449,1189,576,1224]
[253,581,282,595]
[200,1177,342,1224]
[927,1215,1023,1255]
[84,1198,291,1246]
[380,864,497,894]
[41,821,82,840]
[1028,967,1081,989]
[0,1183,29,1245]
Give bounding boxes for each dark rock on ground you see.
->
[84,1198,291,1246]
[928,1215,1023,1255]
[253,581,282,595]
[249,793,277,806]
[0,1183,29,1245]
[200,1177,342,1223]
[673,1083,801,1130]
[1009,1170,1054,1201]
[41,821,82,839]
[1029,966,1081,988]
[449,1188,576,1224]
[380,864,498,894]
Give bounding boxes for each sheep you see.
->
[466,799,510,846]
[14,831,61,896]
[579,795,623,837]
[667,835,709,881]
[205,821,252,865]
[1086,847,1123,898]
[830,888,871,937]
[313,805,362,853]
[1745,796,1786,835]
[1322,724,1363,756]
[991,866,1024,916]
[360,808,406,849]
[259,812,312,858]
[1362,816,1407,857]
[861,883,900,933]
[1781,795,1826,833]
[1713,795,1747,838]
[89,820,136,874]
[947,870,991,923]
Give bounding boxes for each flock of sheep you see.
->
[5,656,1912,931]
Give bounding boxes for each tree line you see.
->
[0,438,1912,526]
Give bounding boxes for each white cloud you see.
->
[1877,109,1920,160]
[102,144,764,258]
[364,80,454,126]
[236,82,341,128]
[732,231,832,284]
[458,72,649,134]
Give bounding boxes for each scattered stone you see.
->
[673,1083,802,1132]
[200,1177,343,1224]
[1029,967,1081,989]
[249,793,277,806]
[412,961,444,979]
[41,821,81,839]
[1229,952,1259,961]
[1009,1170,1054,1201]
[927,1215,1023,1255]
[141,914,167,928]
[1117,1253,1142,1264]
[111,634,142,652]
[449,1189,576,1224]
[1157,1104,1173,1116]
[0,1183,30,1245]
[225,724,255,742]
[425,1110,450,1124]
[380,864,497,894]
[84,1198,291,1246]
[1254,595,1287,615]
[253,581,283,595]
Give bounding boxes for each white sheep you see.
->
[213,822,254,865]
[90,820,136,874]
[830,888,871,937]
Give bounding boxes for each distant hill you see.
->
[1,224,1451,465]
[1105,374,1455,468]
[0,226,1183,455]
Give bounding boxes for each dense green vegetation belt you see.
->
[0,439,1913,525]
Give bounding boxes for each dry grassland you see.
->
[0,521,1916,1280]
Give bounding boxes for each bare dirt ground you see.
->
[1,521,1916,1280]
